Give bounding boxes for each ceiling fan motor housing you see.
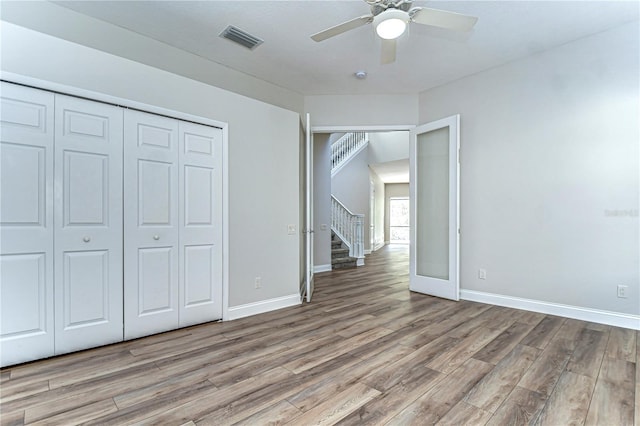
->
[369,0,413,16]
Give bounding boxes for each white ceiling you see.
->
[370,159,410,183]
[51,0,639,96]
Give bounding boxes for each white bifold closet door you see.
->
[53,95,124,354]
[124,110,180,339]
[178,121,223,327]
[124,110,223,339]
[0,83,55,366]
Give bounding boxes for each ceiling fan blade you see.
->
[411,7,478,32]
[311,15,373,42]
[381,39,396,64]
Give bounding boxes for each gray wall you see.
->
[385,184,410,243]
[2,22,301,309]
[419,21,639,315]
[305,94,418,127]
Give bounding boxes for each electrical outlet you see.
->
[617,285,628,298]
[255,277,262,289]
[478,269,487,280]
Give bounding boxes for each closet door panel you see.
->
[54,95,123,354]
[0,83,55,366]
[124,110,179,339]
[179,122,223,326]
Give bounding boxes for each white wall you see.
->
[385,184,410,244]
[370,170,386,250]
[305,94,418,127]
[313,133,332,270]
[0,1,304,114]
[419,22,639,316]
[368,131,410,165]
[331,148,371,252]
[1,22,301,310]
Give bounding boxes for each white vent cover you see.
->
[220,25,263,50]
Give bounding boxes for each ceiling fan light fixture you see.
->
[373,9,409,40]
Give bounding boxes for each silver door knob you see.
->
[83,236,91,243]
[153,235,160,240]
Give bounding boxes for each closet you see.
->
[0,82,223,367]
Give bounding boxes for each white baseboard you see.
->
[227,294,301,321]
[356,258,365,267]
[364,249,372,255]
[460,290,640,330]
[373,242,386,251]
[314,264,332,273]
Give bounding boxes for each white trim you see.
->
[227,294,301,321]
[221,122,230,321]
[314,264,332,273]
[460,290,640,331]
[3,73,231,324]
[373,241,386,251]
[356,258,365,267]
[364,249,372,255]
[312,125,415,132]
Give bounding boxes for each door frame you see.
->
[2,72,231,320]
[310,125,414,274]
[304,113,314,302]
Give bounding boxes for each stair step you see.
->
[331,256,357,265]
[330,230,357,270]
[332,259,357,269]
[331,250,349,260]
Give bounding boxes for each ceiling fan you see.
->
[311,0,478,64]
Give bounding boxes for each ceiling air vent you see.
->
[219,25,263,50]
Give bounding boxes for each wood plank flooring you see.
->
[0,245,637,425]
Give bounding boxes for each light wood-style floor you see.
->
[1,245,638,425]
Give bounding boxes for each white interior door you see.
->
[124,109,179,339]
[54,94,124,354]
[0,83,55,366]
[178,121,223,326]
[304,113,314,302]
[409,115,460,300]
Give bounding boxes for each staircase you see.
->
[330,132,368,269]
[331,231,357,269]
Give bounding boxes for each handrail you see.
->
[331,132,368,173]
[331,195,365,262]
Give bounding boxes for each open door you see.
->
[409,115,460,300]
[304,113,314,302]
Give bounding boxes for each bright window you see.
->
[389,197,410,243]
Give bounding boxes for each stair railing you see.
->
[331,195,365,264]
[331,132,368,175]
